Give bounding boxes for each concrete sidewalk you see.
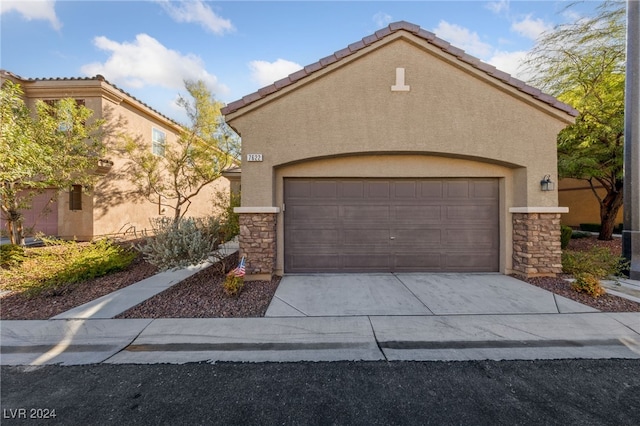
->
[2,264,639,366]
[2,313,639,365]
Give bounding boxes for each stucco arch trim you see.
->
[273,151,525,172]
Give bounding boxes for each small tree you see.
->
[120,80,239,221]
[0,81,106,245]
[522,1,625,240]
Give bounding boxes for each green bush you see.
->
[579,223,624,234]
[571,273,606,298]
[34,239,137,296]
[560,225,573,250]
[571,230,592,239]
[138,216,221,271]
[214,190,240,243]
[562,247,629,280]
[0,244,26,269]
[0,238,137,298]
[222,273,244,297]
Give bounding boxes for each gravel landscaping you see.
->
[1,235,638,320]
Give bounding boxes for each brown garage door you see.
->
[284,178,499,273]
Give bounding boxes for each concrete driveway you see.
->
[265,273,598,317]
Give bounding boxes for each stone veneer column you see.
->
[510,207,568,278]
[235,207,279,281]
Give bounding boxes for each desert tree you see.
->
[0,80,106,245]
[120,79,239,221]
[522,0,626,240]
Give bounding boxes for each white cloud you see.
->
[433,21,493,58]
[511,15,553,40]
[81,34,228,96]
[0,0,61,30]
[485,0,510,15]
[157,0,233,35]
[373,12,393,29]
[487,50,530,80]
[249,59,302,87]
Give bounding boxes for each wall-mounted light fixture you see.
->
[540,175,555,191]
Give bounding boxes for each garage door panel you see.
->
[290,230,339,245]
[340,181,365,198]
[419,181,444,198]
[342,205,389,220]
[445,205,496,220]
[291,205,339,221]
[395,253,442,269]
[393,229,442,245]
[287,254,340,271]
[394,181,417,198]
[343,229,389,245]
[284,178,499,273]
[367,181,391,198]
[445,229,496,246]
[472,180,500,198]
[445,181,470,198]
[343,254,391,270]
[395,206,442,221]
[444,253,499,270]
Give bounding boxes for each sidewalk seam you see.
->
[392,273,435,315]
[100,318,156,363]
[368,316,388,362]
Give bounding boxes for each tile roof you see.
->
[221,21,578,118]
[0,69,182,128]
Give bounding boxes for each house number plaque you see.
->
[247,153,263,162]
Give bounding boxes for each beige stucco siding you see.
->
[230,35,568,209]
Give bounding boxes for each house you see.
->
[558,178,624,229]
[221,21,577,280]
[1,70,231,241]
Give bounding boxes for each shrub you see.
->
[562,247,628,279]
[222,273,244,297]
[0,238,137,297]
[0,244,26,269]
[560,225,573,249]
[214,190,240,243]
[138,217,221,271]
[579,223,624,234]
[35,239,137,296]
[571,273,606,298]
[571,230,592,239]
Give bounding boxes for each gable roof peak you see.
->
[221,21,578,118]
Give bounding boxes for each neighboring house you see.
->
[558,178,624,229]
[1,70,231,240]
[222,21,577,280]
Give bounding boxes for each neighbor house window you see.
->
[152,128,166,157]
[44,99,85,131]
[69,185,82,211]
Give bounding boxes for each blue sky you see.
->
[1,0,601,123]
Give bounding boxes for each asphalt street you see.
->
[1,359,639,425]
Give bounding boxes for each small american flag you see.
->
[232,256,246,277]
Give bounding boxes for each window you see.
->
[44,99,85,131]
[152,128,166,156]
[69,185,82,211]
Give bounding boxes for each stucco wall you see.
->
[91,95,230,238]
[226,31,573,276]
[558,178,624,228]
[230,34,569,211]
